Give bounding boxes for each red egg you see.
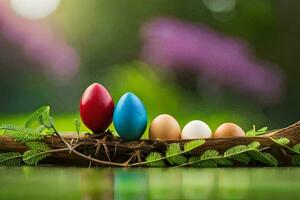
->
[80,83,114,132]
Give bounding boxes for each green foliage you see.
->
[189,150,220,167]
[224,145,251,164]
[166,143,187,165]
[274,137,290,146]
[0,106,54,166]
[248,151,278,166]
[22,150,51,166]
[25,106,50,128]
[0,124,44,142]
[246,126,268,136]
[183,139,205,152]
[0,152,22,166]
[248,141,261,149]
[0,105,55,144]
[144,138,295,168]
[270,137,298,155]
[145,140,205,167]
[25,141,50,151]
[74,119,81,134]
[215,158,234,166]
[292,144,300,154]
[145,152,166,167]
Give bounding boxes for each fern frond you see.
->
[224,145,251,164]
[248,141,261,149]
[190,158,217,167]
[0,124,43,142]
[274,137,290,146]
[215,158,234,166]
[188,150,219,167]
[25,141,50,151]
[145,152,166,167]
[0,152,22,166]
[292,155,300,166]
[183,139,205,152]
[25,106,50,128]
[258,127,268,132]
[269,137,297,155]
[166,143,187,165]
[292,144,300,154]
[37,109,54,129]
[22,150,50,166]
[248,151,278,166]
[246,126,268,137]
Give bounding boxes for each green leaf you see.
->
[246,130,256,137]
[262,153,278,166]
[246,126,268,137]
[188,150,219,167]
[37,125,47,133]
[0,152,22,166]
[292,144,300,154]
[248,141,261,149]
[248,151,278,166]
[189,156,213,167]
[0,124,44,142]
[274,137,290,146]
[184,139,205,152]
[74,119,81,134]
[224,145,251,164]
[25,106,50,128]
[22,150,50,166]
[39,111,53,129]
[145,152,166,167]
[292,155,300,166]
[232,154,251,164]
[258,127,268,132]
[25,141,50,151]
[166,143,187,165]
[201,149,219,158]
[215,158,234,166]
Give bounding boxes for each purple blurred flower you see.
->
[141,17,284,104]
[0,1,79,79]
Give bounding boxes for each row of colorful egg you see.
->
[149,114,245,140]
[80,83,246,141]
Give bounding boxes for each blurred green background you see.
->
[0,0,299,133]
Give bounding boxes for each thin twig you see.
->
[50,122,126,167]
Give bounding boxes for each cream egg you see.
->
[149,114,181,140]
[214,123,245,138]
[181,120,212,139]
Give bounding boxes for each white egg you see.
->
[181,120,212,139]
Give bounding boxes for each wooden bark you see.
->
[0,121,300,167]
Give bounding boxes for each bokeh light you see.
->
[10,0,61,20]
[203,0,236,12]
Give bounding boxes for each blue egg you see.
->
[113,92,147,141]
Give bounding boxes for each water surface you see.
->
[1,167,299,200]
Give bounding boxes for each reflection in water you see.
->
[80,170,113,200]
[182,169,215,199]
[148,169,181,200]
[1,167,300,200]
[114,170,148,200]
[217,169,250,199]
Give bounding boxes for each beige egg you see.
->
[214,123,245,138]
[149,114,181,140]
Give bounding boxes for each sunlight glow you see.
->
[10,0,61,20]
